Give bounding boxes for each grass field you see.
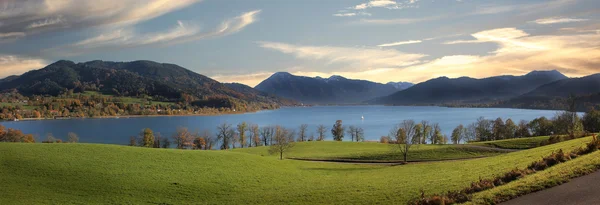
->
[0,137,594,204]
[469,136,550,149]
[233,141,505,161]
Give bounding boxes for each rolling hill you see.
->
[254,72,412,104]
[0,60,296,109]
[372,70,567,105]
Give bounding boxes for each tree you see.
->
[172,127,192,149]
[298,124,308,142]
[429,123,442,144]
[316,125,327,141]
[129,136,136,146]
[347,126,365,142]
[193,136,206,150]
[201,130,214,150]
[139,128,155,148]
[153,132,162,148]
[413,124,424,144]
[420,121,431,144]
[515,120,531,138]
[331,120,344,141]
[528,117,553,136]
[250,124,260,147]
[451,124,465,144]
[433,125,444,144]
[583,108,600,133]
[161,136,170,148]
[66,132,79,143]
[475,117,493,141]
[464,123,477,142]
[492,117,505,140]
[237,122,248,148]
[46,133,57,143]
[504,118,517,139]
[269,127,294,160]
[217,123,234,150]
[260,126,274,146]
[553,111,583,135]
[390,120,417,162]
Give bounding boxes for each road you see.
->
[501,171,600,205]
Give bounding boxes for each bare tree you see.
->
[67,132,79,143]
[269,127,295,160]
[317,125,327,141]
[250,124,260,147]
[390,120,417,162]
[237,122,248,148]
[298,124,308,142]
[217,123,234,150]
[260,126,274,146]
[161,137,170,148]
[172,127,193,149]
[347,125,357,142]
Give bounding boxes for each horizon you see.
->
[1,0,599,87]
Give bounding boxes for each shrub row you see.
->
[410,135,600,205]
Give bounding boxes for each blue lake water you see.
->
[0,106,562,145]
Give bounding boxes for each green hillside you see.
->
[0,137,595,204]
[469,136,551,149]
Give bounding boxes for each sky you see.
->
[0,0,599,87]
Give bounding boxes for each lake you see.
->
[0,106,563,145]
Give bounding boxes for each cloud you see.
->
[258,41,426,70]
[0,0,200,35]
[532,17,589,25]
[377,40,422,47]
[351,0,418,10]
[45,10,261,56]
[333,12,372,17]
[0,55,48,78]
[255,28,600,84]
[353,16,436,25]
[0,32,26,41]
[471,5,516,15]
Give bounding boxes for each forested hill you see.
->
[371,70,568,105]
[254,72,412,104]
[0,60,296,109]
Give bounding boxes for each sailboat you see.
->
[361,115,364,120]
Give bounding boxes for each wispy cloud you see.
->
[0,55,48,78]
[333,12,372,17]
[532,17,589,24]
[377,40,422,47]
[0,0,201,35]
[258,41,426,70]
[46,10,261,56]
[353,16,436,25]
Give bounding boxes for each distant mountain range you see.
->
[254,72,413,104]
[0,60,296,108]
[371,70,568,105]
[497,73,600,111]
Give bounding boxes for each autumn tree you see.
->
[420,120,431,144]
[172,127,192,149]
[515,120,531,138]
[269,127,295,160]
[217,123,234,150]
[414,123,423,144]
[504,118,517,139]
[140,128,155,148]
[316,124,327,141]
[298,124,308,142]
[428,123,442,144]
[250,124,260,147]
[66,132,79,143]
[390,120,417,162]
[451,124,465,144]
[237,122,248,148]
[331,120,344,141]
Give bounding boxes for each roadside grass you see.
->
[0,137,593,204]
[464,150,600,205]
[232,141,505,161]
[469,136,550,149]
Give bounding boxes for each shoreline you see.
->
[6,109,268,122]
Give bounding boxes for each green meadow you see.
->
[0,137,597,204]
[468,136,551,149]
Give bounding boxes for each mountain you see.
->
[254,72,406,104]
[372,70,568,105]
[0,60,296,109]
[497,73,600,111]
[386,82,414,90]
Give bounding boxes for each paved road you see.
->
[501,171,600,205]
